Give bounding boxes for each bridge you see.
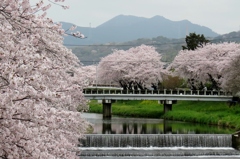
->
[84,88,233,119]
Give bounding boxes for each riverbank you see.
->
[88,100,240,130]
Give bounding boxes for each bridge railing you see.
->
[83,88,231,96]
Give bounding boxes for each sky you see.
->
[45,0,240,35]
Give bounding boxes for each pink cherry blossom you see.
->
[223,54,240,95]
[97,45,165,90]
[168,42,240,91]
[0,1,89,158]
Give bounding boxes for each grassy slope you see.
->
[164,101,240,129]
[88,100,164,118]
[88,100,240,130]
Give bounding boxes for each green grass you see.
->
[164,101,240,129]
[88,100,240,130]
[88,100,164,118]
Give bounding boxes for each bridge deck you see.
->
[84,89,232,101]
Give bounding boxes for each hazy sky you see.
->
[45,0,240,34]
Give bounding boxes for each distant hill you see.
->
[212,31,240,43]
[71,36,185,65]
[70,31,240,66]
[62,15,219,46]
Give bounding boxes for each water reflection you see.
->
[81,113,235,134]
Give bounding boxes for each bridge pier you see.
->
[164,103,172,112]
[159,100,177,113]
[102,99,112,119]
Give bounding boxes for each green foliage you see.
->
[182,32,210,50]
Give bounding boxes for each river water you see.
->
[81,113,235,134]
[79,113,240,159]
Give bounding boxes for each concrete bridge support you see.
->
[102,99,112,119]
[159,100,177,114]
[164,103,172,113]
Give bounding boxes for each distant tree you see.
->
[169,42,240,90]
[97,45,166,90]
[182,33,210,50]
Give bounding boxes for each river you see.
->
[79,113,240,159]
[81,113,235,134]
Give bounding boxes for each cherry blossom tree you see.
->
[0,1,89,158]
[168,42,240,90]
[79,65,97,86]
[223,54,240,95]
[97,45,165,90]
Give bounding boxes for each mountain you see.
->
[62,15,219,45]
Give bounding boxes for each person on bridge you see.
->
[203,87,207,91]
